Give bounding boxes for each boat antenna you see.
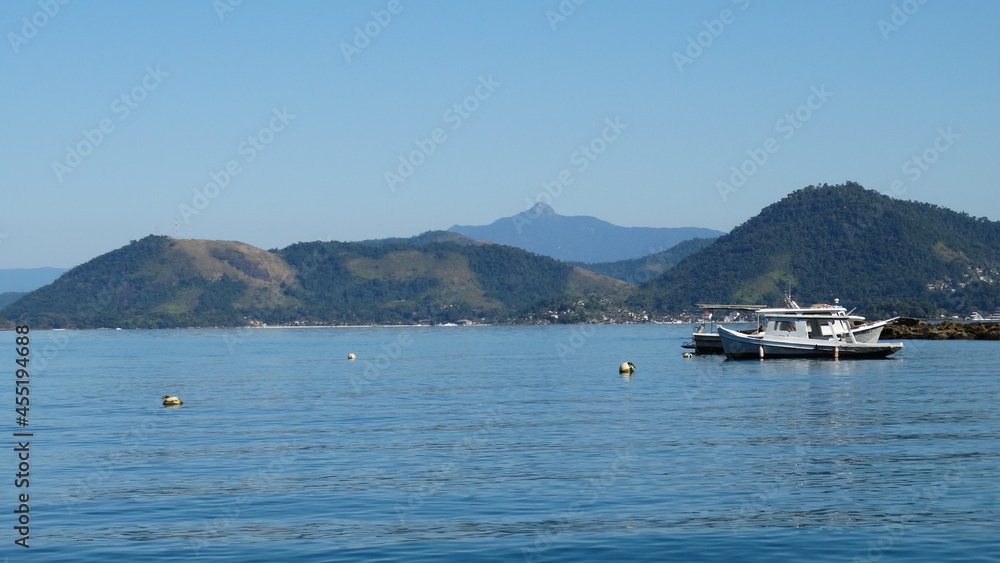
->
[783,291,799,309]
[783,281,799,309]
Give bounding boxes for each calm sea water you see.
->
[13,325,1000,561]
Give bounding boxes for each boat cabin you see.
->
[758,308,866,343]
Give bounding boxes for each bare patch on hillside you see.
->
[172,239,297,287]
[932,242,969,263]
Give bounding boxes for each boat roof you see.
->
[758,306,848,314]
[695,304,768,311]
[764,313,866,322]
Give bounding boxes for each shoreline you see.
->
[4,321,663,332]
[882,318,1000,340]
[6,319,1000,336]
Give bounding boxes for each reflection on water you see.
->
[28,326,1000,561]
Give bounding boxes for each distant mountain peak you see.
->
[449,206,725,263]
[524,202,556,217]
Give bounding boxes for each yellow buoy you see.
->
[162,395,183,406]
[347,353,356,360]
[618,361,635,374]
[683,352,693,359]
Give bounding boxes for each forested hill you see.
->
[0,236,299,328]
[630,183,1000,318]
[1,234,631,329]
[274,238,629,325]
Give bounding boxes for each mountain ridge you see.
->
[5,183,999,326]
[569,237,718,285]
[449,203,725,263]
[1,233,633,328]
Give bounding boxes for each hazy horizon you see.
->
[4,1,998,268]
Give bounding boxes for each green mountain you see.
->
[1,233,631,329]
[631,182,1000,317]
[275,236,630,325]
[1,236,299,329]
[570,237,718,285]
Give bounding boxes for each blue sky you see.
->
[3,0,998,268]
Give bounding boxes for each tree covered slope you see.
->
[2,234,631,328]
[631,183,1000,317]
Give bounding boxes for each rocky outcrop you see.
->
[882,318,1000,340]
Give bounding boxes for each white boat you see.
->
[718,306,903,360]
[684,302,895,353]
[968,311,1000,322]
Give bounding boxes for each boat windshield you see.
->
[773,321,797,332]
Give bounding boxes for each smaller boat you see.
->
[682,304,767,355]
[968,311,1000,322]
[718,306,903,360]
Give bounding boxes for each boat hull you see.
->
[685,327,762,355]
[718,327,903,360]
[690,332,723,354]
